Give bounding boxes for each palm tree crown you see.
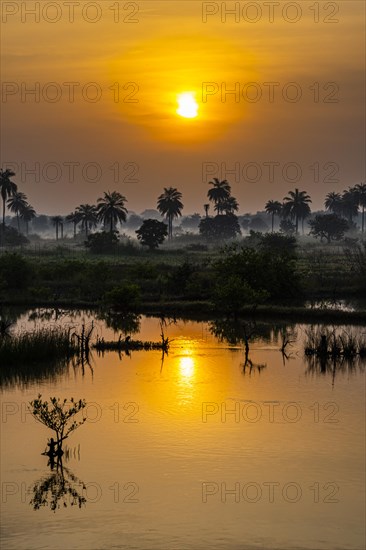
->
[51,215,63,241]
[97,191,128,234]
[207,178,231,215]
[0,168,17,235]
[7,191,28,231]
[283,188,312,234]
[324,192,343,216]
[265,200,282,232]
[341,188,359,222]
[75,204,98,236]
[157,187,183,239]
[20,204,36,235]
[217,195,239,215]
[66,211,82,238]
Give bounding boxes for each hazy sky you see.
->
[1,0,365,215]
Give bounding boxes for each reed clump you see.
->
[305,327,366,359]
[0,327,77,366]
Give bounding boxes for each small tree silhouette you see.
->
[29,395,87,453]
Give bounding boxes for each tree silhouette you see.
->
[29,395,87,453]
[354,183,366,233]
[324,192,343,216]
[75,204,98,237]
[7,191,28,232]
[265,200,282,232]
[66,211,81,238]
[51,216,63,241]
[283,188,312,234]
[309,213,349,243]
[203,204,210,218]
[0,169,17,238]
[97,191,128,234]
[136,219,168,249]
[20,203,36,235]
[207,178,231,215]
[218,195,239,215]
[341,188,359,222]
[157,187,183,239]
[199,214,241,241]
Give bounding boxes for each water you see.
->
[1,310,365,550]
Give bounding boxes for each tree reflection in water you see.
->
[30,451,86,512]
[97,311,141,335]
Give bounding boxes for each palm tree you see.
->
[341,188,359,222]
[97,191,128,234]
[75,204,97,237]
[7,191,28,231]
[51,216,63,241]
[157,187,183,239]
[66,211,81,238]
[354,183,366,233]
[283,188,312,234]
[207,178,231,215]
[219,196,239,215]
[204,204,210,218]
[265,200,282,232]
[0,169,17,236]
[20,204,36,235]
[324,192,343,216]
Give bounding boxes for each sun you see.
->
[176,92,198,119]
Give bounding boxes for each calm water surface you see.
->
[1,310,365,550]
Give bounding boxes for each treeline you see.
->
[1,168,365,249]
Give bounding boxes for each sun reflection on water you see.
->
[179,355,195,379]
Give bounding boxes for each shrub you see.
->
[103,283,141,311]
[0,253,33,290]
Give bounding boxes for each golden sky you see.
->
[1,1,365,215]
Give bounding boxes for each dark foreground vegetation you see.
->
[0,232,365,322]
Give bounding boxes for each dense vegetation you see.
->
[1,168,365,318]
[0,235,365,318]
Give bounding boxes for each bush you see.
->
[103,283,141,311]
[0,253,33,290]
[199,215,241,241]
[3,226,29,246]
[213,244,302,304]
[85,231,119,254]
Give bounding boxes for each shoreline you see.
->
[2,299,366,325]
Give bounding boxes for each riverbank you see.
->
[1,299,366,325]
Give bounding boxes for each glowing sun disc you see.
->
[177,92,198,118]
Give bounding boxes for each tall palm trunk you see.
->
[2,198,5,234]
[362,206,365,233]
